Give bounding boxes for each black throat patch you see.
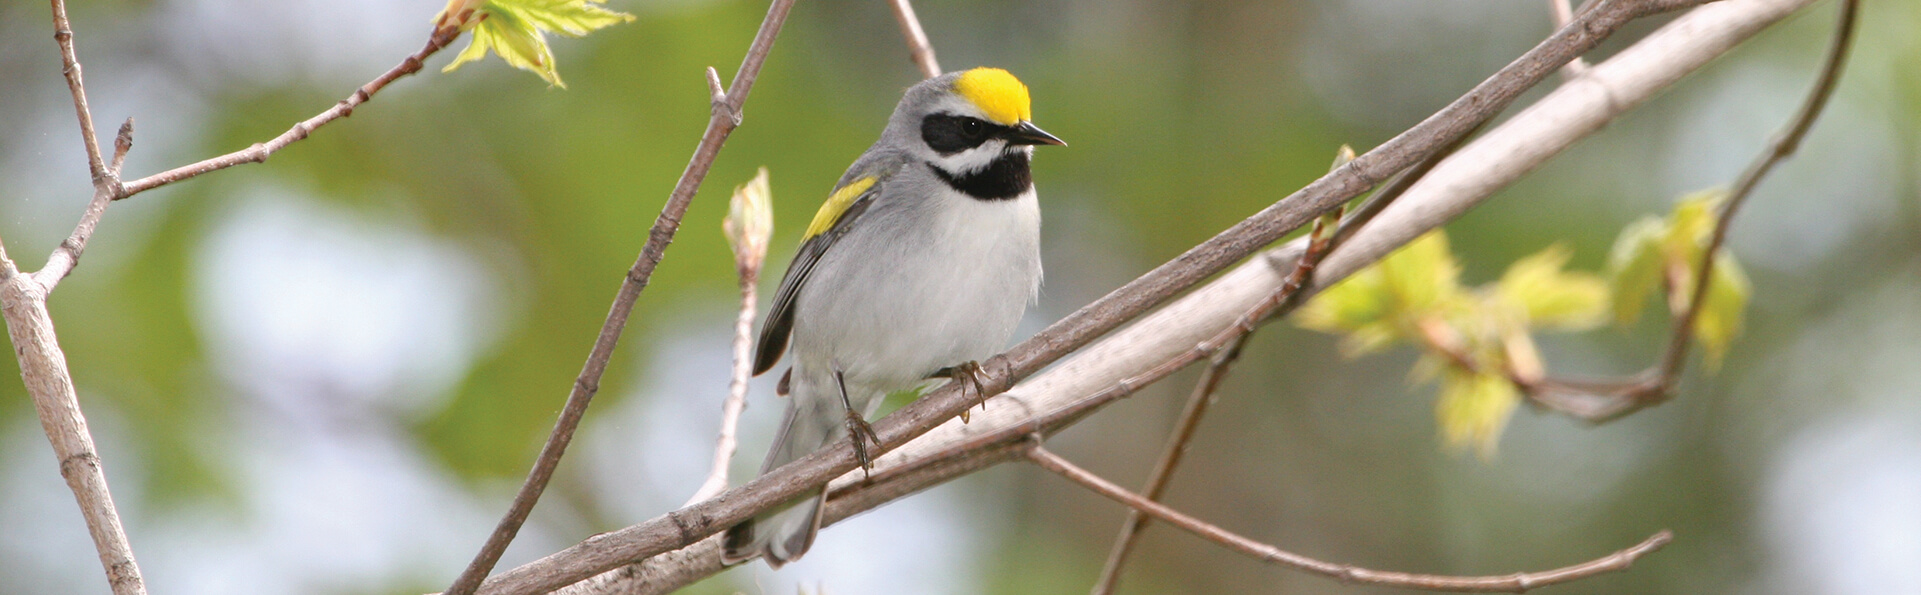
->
[930,151,1032,201]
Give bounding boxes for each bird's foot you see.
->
[844,409,881,477]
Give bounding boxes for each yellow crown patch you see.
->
[952,67,1032,126]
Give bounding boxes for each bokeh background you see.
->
[2,0,1918,593]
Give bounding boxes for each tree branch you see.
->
[467,1,1742,592]
[887,0,942,78]
[21,3,148,593]
[439,2,799,594]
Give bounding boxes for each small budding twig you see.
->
[1028,445,1671,592]
[887,0,943,79]
[441,2,799,594]
[687,169,774,506]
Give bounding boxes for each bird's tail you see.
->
[721,368,853,568]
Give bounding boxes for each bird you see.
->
[721,67,1064,568]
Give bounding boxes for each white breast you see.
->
[789,184,1042,391]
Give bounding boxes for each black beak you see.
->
[1006,121,1067,147]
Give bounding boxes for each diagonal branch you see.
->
[1029,446,1671,592]
[440,2,799,594]
[468,1,1730,592]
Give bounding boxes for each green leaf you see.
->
[1296,231,1463,356]
[1496,243,1608,331]
[1694,252,1750,371]
[440,0,636,88]
[1296,267,1398,354]
[1435,368,1520,459]
[1664,189,1725,262]
[1606,216,1666,324]
[1379,230,1464,317]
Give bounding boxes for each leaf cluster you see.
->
[1296,191,1750,456]
[436,0,636,87]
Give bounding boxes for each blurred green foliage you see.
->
[0,0,1913,593]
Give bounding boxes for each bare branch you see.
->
[887,0,942,78]
[439,2,799,594]
[1029,446,1670,592]
[118,27,460,197]
[1,270,147,595]
[467,1,1742,592]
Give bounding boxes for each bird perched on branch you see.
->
[722,67,1065,567]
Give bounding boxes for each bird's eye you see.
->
[960,118,985,138]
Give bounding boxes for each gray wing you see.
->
[753,180,883,375]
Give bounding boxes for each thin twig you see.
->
[118,27,460,197]
[887,0,942,78]
[440,2,798,593]
[686,265,759,505]
[467,2,1717,592]
[49,0,108,185]
[1029,445,1670,592]
[1551,0,1591,78]
[1520,0,1858,422]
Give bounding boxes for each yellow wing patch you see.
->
[804,176,878,239]
[953,67,1032,126]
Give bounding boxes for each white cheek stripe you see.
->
[932,141,1009,176]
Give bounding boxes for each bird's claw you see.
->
[844,409,881,477]
[939,361,991,423]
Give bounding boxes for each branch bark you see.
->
[0,263,146,595]
[440,2,799,593]
[465,0,1789,593]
